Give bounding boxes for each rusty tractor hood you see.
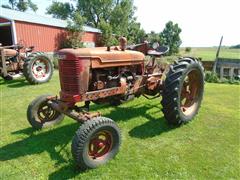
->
[58,47,145,62]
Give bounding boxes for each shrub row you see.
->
[205,71,240,84]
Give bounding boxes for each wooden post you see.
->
[220,66,224,80]
[0,47,8,77]
[213,36,223,73]
[229,67,234,80]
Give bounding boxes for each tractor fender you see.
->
[3,49,18,57]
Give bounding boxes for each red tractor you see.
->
[0,44,53,84]
[27,38,204,169]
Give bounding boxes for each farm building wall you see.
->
[14,21,100,52]
[82,32,100,47]
[0,18,9,23]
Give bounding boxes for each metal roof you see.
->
[0,7,101,33]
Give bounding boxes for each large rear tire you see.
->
[27,94,65,129]
[161,57,204,125]
[72,117,121,170]
[23,52,53,84]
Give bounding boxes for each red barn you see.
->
[0,7,101,52]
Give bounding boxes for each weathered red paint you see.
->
[0,18,9,23]
[57,47,145,104]
[14,21,100,52]
[82,32,99,43]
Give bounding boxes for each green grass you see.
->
[0,71,240,179]
[179,47,240,61]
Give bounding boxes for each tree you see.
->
[127,20,146,44]
[76,0,112,27]
[147,31,161,44]
[60,12,85,48]
[98,20,116,47]
[185,47,191,53]
[77,0,136,45]
[159,21,182,55]
[109,0,135,36]
[2,0,38,12]
[230,44,240,49]
[47,0,140,46]
[46,1,73,20]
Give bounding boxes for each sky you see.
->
[1,0,239,47]
[134,0,240,47]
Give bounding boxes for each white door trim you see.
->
[11,20,17,44]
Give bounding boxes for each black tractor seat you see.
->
[147,46,169,56]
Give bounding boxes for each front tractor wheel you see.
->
[71,117,121,170]
[161,57,204,125]
[27,95,65,129]
[23,52,53,84]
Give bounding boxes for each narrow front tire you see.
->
[71,117,121,170]
[27,94,64,129]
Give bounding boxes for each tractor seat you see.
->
[3,49,18,57]
[25,46,34,53]
[147,46,169,56]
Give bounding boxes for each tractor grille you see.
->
[59,59,81,94]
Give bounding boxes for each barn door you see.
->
[0,23,13,46]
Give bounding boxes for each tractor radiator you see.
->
[58,58,90,96]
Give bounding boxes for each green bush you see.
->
[52,57,59,69]
[205,71,220,83]
[205,71,240,84]
[185,47,191,52]
[222,78,240,85]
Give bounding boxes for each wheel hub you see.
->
[37,102,59,123]
[36,66,43,71]
[88,130,113,159]
[32,60,49,80]
[180,69,201,116]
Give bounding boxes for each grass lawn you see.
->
[0,71,240,179]
[179,47,240,61]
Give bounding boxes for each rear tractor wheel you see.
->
[23,52,53,84]
[161,57,204,125]
[71,117,121,170]
[27,95,65,129]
